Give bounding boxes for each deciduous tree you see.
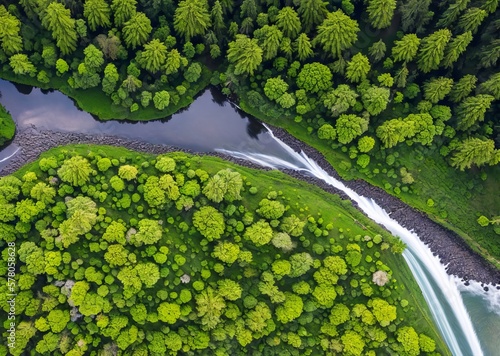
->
[296,62,332,93]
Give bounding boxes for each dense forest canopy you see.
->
[0,147,447,355]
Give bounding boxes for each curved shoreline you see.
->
[2,125,499,285]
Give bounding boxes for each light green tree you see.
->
[122,12,152,49]
[336,114,368,144]
[295,33,313,61]
[174,0,211,41]
[0,6,23,55]
[57,156,93,186]
[193,206,225,241]
[276,7,301,38]
[296,62,332,93]
[392,34,420,62]
[367,0,396,29]
[298,0,328,33]
[111,0,137,27]
[458,7,487,34]
[442,31,472,68]
[362,86,390,116]
[417,29,451,73]
[140,39,167,73]
[42,2,77,55]
[9,54,36,76]
[423,77,453,103]
[455,94,494,131]
[254,25,283,61]
[450,74,477,102]
[450,138,497,170]
[227,35,262,75]
[314,10,359,59]
[83,0,111,31]
[346,53,371,83]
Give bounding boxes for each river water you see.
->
[0,79,499,355]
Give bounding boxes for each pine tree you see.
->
[346,53,371,83]
[83,0,111,31]
[254,25,283,61]
[478,72,500,100]
[392,34,420,62]
[42,2,78,55]
[276,7,301,38]
[111,0,137,27]
[455,95,495,131]
[240,0,257,20]
[295,33,313,61]
[0,6,23,55]
[368,40,386,62]
[297,0,328,33]
[478,39,500,69]
[458,7,487,34]
[442,31,472,68]
[211,0,225,36]
[394,65,409,88]
[174,0,211,41]
[423,77,453,103]
[481,0,498,13]
[451,138,497,171]
[449,74,476,102]
[122,12,152,49]
[437,0,470,28]
[367,0,396,29]
[140,39,167,73]
[227,35,262,75]
[417,29,451,73]
[313,10,359,59]
[240,17,254,35]
[399,0,433,33]
[9,53,36,76]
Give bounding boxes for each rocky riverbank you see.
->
[2,124,500,285]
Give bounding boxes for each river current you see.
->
[0,79,499,355]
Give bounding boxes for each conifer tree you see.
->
[455,95,494,131]
[346,53,371,83]
[295,33,313,61]
[478,39,500,69]
[174,0,211,41]
[211,0,225,36]
[298,0,328,33]
[392,34,420,62]
[423,77,453,103]
[254,25,283,61]
[140,39,167,73]
[436,0,470,28]
[9,54,36,76]
[0,6,23,55]
[457,7,487,34]
[478,73,500,100]
[240,0,257,20]
[449,74,476,102]
[276,7,302,38]
[227,35,263,75]
[111,0,137,27]
[83,0,111,31]
[442,31,472,68]
[42,2,78,55]
[451,138,497,170]
[368,40,386,62]
[122,12,152,49]
[399,0,433,33]
[417,29,451,73]
[367,0,396,29]
[314,10,359,59]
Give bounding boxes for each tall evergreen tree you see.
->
[240,0,257,20]
[481,0,498,13]
[174,0,211,41]
[477,39,500,69]
[276,7,301,38]
[111,0,137,27]
[392,34,420,62]
[0,7,23,55]
[346,53,371,83]
[449,74,477,103]
[122,12,152,49]
[458,7,487,34]
[436,0,470,28]
[211,0,225,37]
[398,0,433,33]
[83,0,111,31]
[368,40,386,62]
[394,65,409,88]
[313,10,359,59]
[140,39,167,73]
[295,33,313,61]
[254,25,283,61]
[478,73,500,100]
[451,138,497,170]
[297,0,328,33]
[417,29,451,73]
[42,2,78,55]
[367,0,396,29]
[9,53,36,75]
[442,31,472,68]
[227,35,263,75]
[456,95,495,131]
[423,77,453,103]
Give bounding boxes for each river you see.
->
[0,79,499,355]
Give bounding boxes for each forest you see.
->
[0,146,448,355]
[0,0,499,265]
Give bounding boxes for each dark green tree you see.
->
[298,0,328,33]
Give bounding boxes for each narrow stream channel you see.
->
[1,79,499,354]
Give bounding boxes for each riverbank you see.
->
[2,125,499,286]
